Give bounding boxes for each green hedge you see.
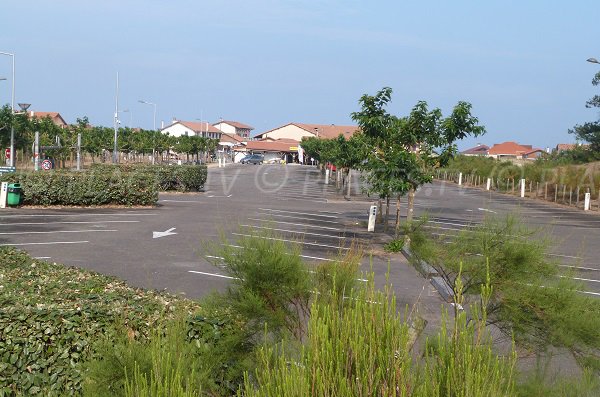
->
[0,247,201,396]
[0,164,207,206]
[89,164,208,192]
[0,170,158,206]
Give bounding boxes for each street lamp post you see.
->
[113,72,119,164]
[0,51,15,168]
[138,100,157,130]
[139,100,158,164]
[587,58,600,65]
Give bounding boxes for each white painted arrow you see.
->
[153,227,177,239]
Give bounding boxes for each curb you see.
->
[401,246,455,303]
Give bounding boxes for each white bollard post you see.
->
[325,168,330,184]
[458,172,463,186]
[0,182,7,209]
[520,179,526,198]
[368,205,377,232]
[486,178,491,191]
[218,158,222,168]
[584,192,591,211]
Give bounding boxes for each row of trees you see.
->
[301,87,485,236]
[0,105,219,168]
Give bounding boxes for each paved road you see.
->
[0,165,443,324]
[409,180,600,297]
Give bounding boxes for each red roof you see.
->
[488,141,534,156]
[461,144,489,155]
[255,123,359,140]
[177,121,222,133]
[216,120,254,130]
[28,111,67,126]
[220,132,245,144]
[245,139,299,153]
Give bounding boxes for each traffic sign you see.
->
[0,166,15,176]
[41,159,53,171]
[4,148,9,159]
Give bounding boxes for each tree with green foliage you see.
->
[570,66,600,152]
[352,87,485,235]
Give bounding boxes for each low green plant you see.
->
[0,247,199,396]
[84,315,204,397]
[383,238,404,252]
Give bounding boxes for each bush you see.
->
[407,215,600,371]
[0,169,158,206]
[0,247,199,396]
[89,164,208,192]
[242,269,516,396]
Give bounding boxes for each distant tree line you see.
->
[0,105,219,168]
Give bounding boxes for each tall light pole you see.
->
[587,58,600,65]
[113,72,119,164]
[138,100,157,130]
[0,51,15,168]
[139,100,158,164]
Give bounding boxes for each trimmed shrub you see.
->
[89,164,208,192]
[0,169,158,206]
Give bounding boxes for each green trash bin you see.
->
[7,183,22,206]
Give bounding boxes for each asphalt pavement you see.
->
[0,165,444,327]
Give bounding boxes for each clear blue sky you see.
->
[1,1,599,150]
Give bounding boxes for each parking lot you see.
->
[2,164,598,304]
[0,165,417,303]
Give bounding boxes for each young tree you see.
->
[352,87,485,236]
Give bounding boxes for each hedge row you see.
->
[89,164,208,192]
[0,247,201,396]
[0,170,158,206]
[0,164,207,206]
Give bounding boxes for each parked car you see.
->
[240,154,264,164]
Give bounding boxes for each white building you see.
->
[161,120,223,139]
[213,120,254,138]
[254,123,358,141]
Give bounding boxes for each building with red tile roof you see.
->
[28,111,68,128]
[213,120,254,138]
[461,144,489,156]
[161,120,223,139]
[254,122,358,141]
[488,141,543,160]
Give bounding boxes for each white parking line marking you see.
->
[241,224,347,239]
[0,229,118,235]
[255,213,342,224]
[0,220,140,226]
[547,253,582,259]
[572,276,600,283]
[258,208,338,218]
[231,233,349,250]
[0,213,156,218]
[247,218,343,231]
[0,241,89,246]
[559,264,600,272]
[159,200,205,203]
[223,243,344,260]
[188,270,237,280]
[33,256,51,259]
